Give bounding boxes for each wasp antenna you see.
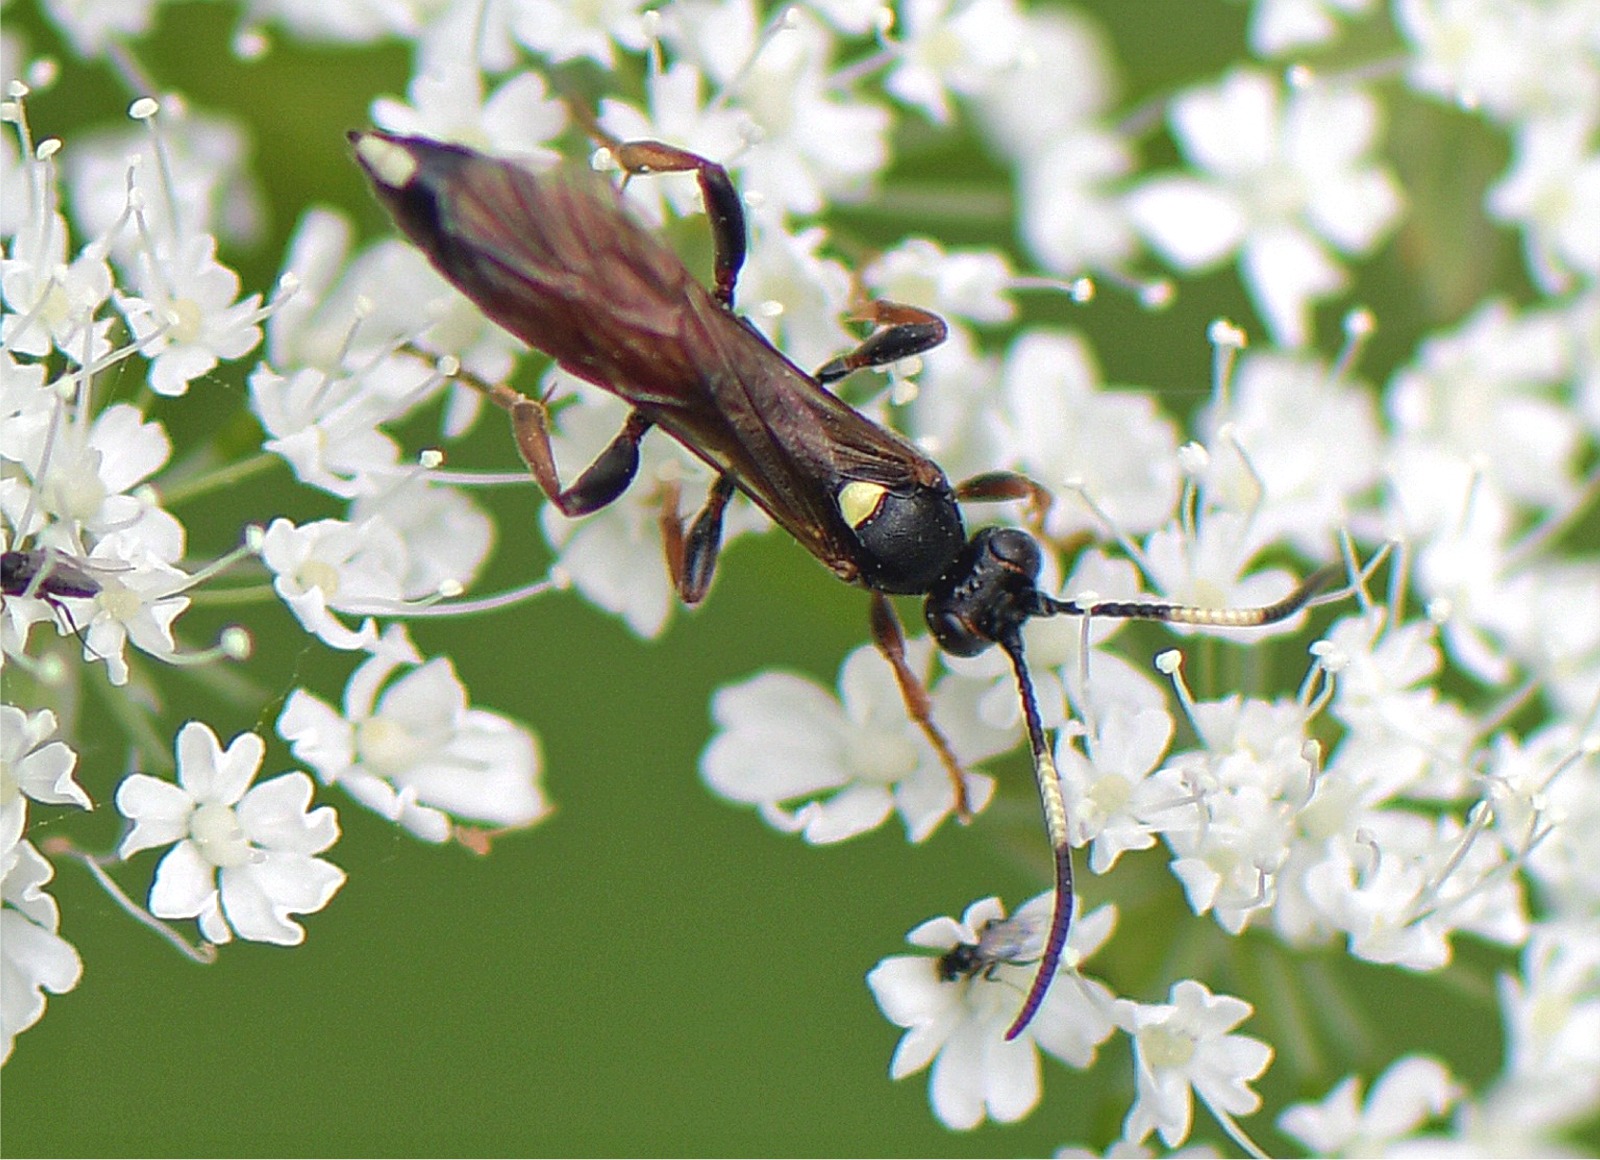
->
[998,633,1075,1041]
[1045,563,1340,629]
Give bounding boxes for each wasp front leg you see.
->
[955,471,1053,531]
[869,592,974,823]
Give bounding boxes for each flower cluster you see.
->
[3,0,1598,1154]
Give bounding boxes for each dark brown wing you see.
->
[652,292,951,580]
[358,133,708,401]
[357,132,954,583]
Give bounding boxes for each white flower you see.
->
[1396,0,1600,127]
[115,722,344,946]
[596,60,750,226]
[701,639,1001,845]
[883,0,1027,125]
[370,63,566,167]
[1151,696,1317,933]
[0,397,183,564]
[258,516,402,650]
[38,0,160,53]
[1125,70,1401,347]
[1485,923,1600,1134]
[1278,1055,1459,1155]
[1488,115,1600,292]
[233,0,427,42]
[1118,979,1273,1148]
[0,705,92,813]
[508,0,652,65]
[116,232,264,396]
[1304,806,1528,969]
[899,323,1006,484]
[1248,0,1376,56]
[994,330,1180,540]
[971,6,1117,159]
[348,475,492,600]
[1197,349,1384,555]
[721,9,891,217]
[1387,298,1579,510]
[862,238,1015,326]
[65,112,261,261]
[1057,705,1172,873]
[1,806,82,1064]
[1018,126,1139,277]
[277,624,551,843]
[867,896,1118,1130]
[248,363,405,499]
[74,530,192,685]
[1324,610,1477,800]
[734,222,855,376]
[0,209,114,365]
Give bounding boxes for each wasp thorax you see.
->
[841,480,966,596]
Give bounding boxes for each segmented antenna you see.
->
[998,631,1074,1042]
[1000,563,1339,1040]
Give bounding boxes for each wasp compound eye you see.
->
[925,606,987,657]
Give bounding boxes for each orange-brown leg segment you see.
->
[502,394,654,518]
[955,471,1053,530]
[580,125,747,309]
[659,473,737,605]
[428,361,654,519]
[869,592,974,823]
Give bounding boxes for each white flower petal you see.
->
[115,774,194,857]
[148,841,218,919]
[1126,178,1247,268]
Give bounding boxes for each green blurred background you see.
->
[2,1,1558,1154]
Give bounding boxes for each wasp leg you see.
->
[505,398,654,517]
[815,301,949,384]
[869,591,974,823]
[596,138,746,310]
[955,471,1053,529]
[660,473,737,605]
[419,351,654,517]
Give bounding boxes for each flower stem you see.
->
[45,839,218,965]
[158,450,279,506]
[186,582,279,607]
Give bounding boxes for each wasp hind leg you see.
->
[869,592,975,823]
[423,353,658,519]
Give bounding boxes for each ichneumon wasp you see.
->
[351,125,1334,1039]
